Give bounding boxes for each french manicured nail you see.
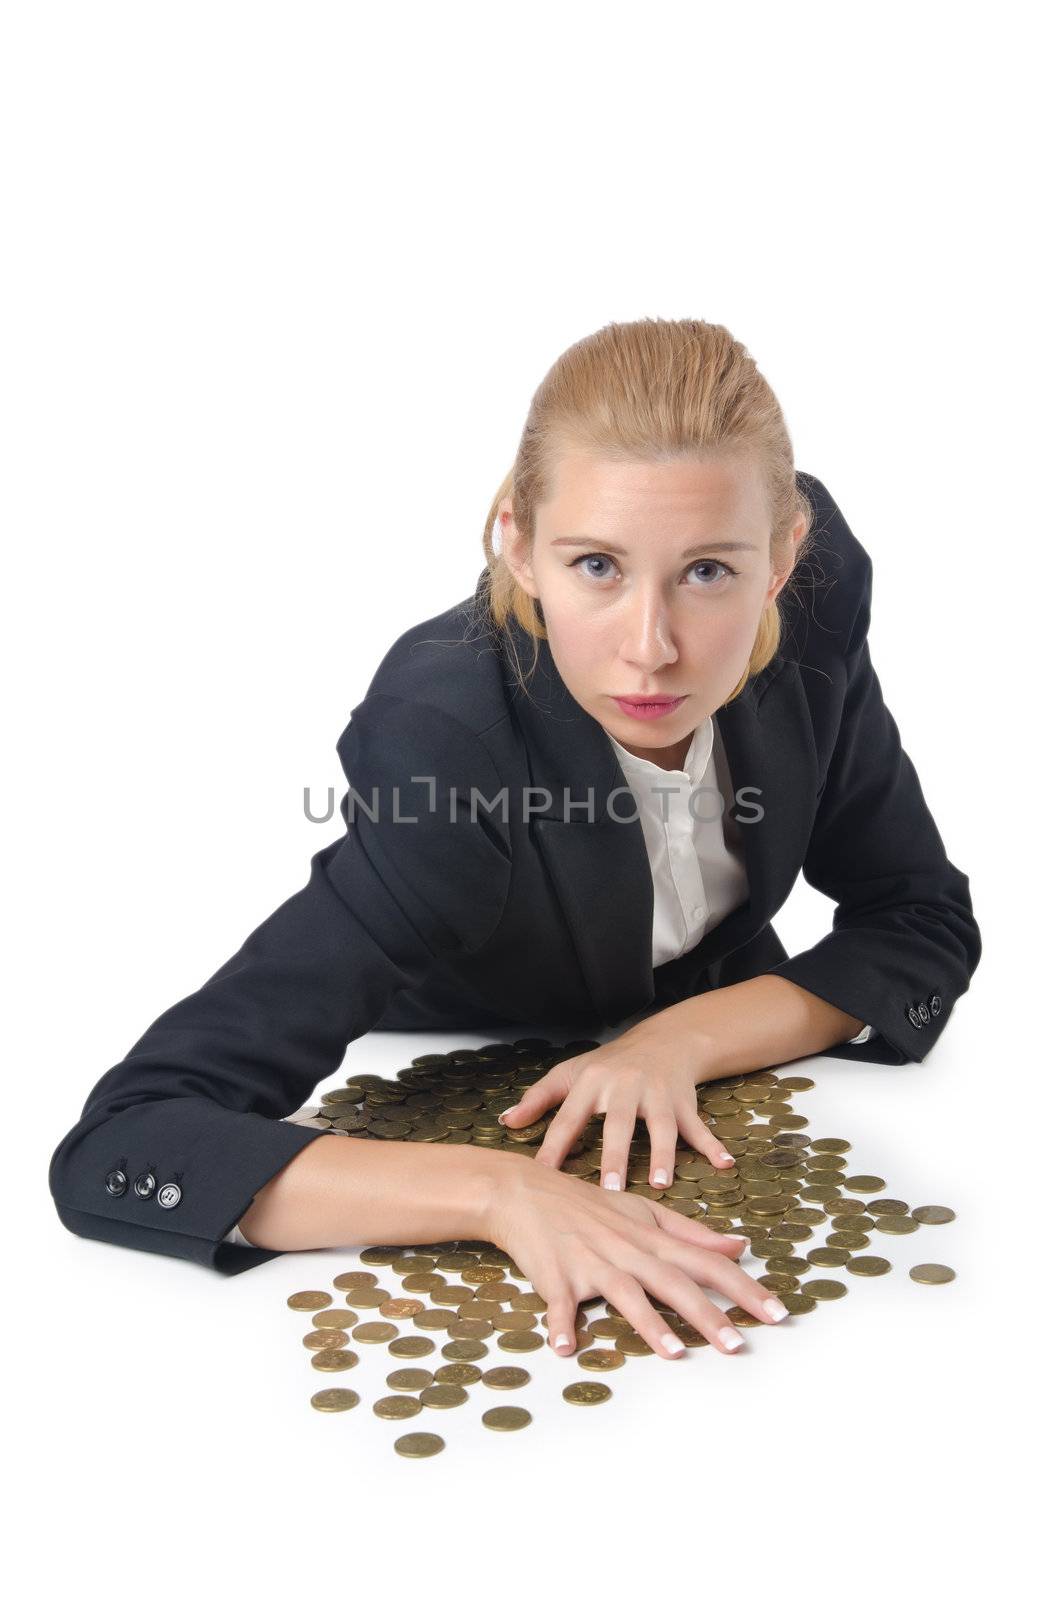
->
[662,1333,686,1355]
[553,1334,571,1349]
[603,1172,621,1190]
[497,1107,515,1122]
[718,1151,735,1164]
[763,1297,789,1322]
[718,1327,745,1351]
[652,1167,669,1185]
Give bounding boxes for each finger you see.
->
[675,1096,735,1168]
[596,1267,693,1360]
[498,1064,568,1127]
[533,1268,580,1356]
[650,1239,790,1328]
[598,1098,638,1191]
[643,1198,748,1260]
[534,1095,593,1170]
[625,1254,752,1355]
[645,1105,679,1189]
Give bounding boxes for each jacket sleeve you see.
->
[48,694,512,1275]
[765,555,982,1066]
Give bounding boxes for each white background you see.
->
[3,2,1054,1595]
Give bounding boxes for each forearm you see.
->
[235,1133,511,1252]
[664,975,867,1082]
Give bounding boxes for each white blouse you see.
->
[224,713,873,1246]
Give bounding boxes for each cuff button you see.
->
[929,993,942,1016]
[906,1005,923,1029]
[157,1182,183,1210]
[133,1172,156,1199]
[104,1169,127,1197]
[917,1001,931,1024]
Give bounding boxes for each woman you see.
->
[48,318,981,1360]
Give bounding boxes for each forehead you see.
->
[538,450,769,535]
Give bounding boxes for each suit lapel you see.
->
[501,613,818,1027]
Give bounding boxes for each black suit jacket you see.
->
[48,472,982,1275]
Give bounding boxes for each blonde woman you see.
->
[49,319,981,1361]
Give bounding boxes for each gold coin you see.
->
[577,1347,625,1371]
[510,1291,547,1312]
[312,1309,358,1329]
[910,1263,956,1284]
[462,1264,505,1283]
[451,1318,494,1341]
[345,1287,390,1308]
[490,1310,538,1332]
[310,1348,358,1371]
[387,1335,436,1358]
[309,1387,359,1412]
[866,1198,909,1215]
[562,1381,612,1405]
[332,1271,377,1289]
[614,1331,653,1356]
[482,1405,532,1431]
[351,1321,399,1344]
[481,1365,530,1390]
[498,1330,545,1353]
[414,1309,458,1331]
[303,1329,349,1350]
[799,1185,842,1203]
[846,1255,892,1276]
[441,1337,489,1362]
[434,1362,482,1385]
[586,1316,631,1340]
[801,1277,848,1300]
[765,1255,810,1275]
[373,1395,422,1420]
[810,1137,851,1153]
[874,1215,920,1235]
[386,1367,434,1391]
[419,1383,469,1409]
[287,1290,332,1311]
[911,1205,956,1225]
[379,1297,425,1319]
[844,1175,886,1192]
[827,1231,871,1250]
[777,1292,817,1314]
[394,1431,445,1458]
[725,1305,759,1326]
[400,1273,445,1293]
[757,1272,800,1293]
[776,1075,815,1091]
[806,1247,850,1267]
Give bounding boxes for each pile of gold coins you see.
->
[285,1037,957,1457]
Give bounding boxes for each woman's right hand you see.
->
[486,1155,790,1359]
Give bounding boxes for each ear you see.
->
[764,511,807,606]
[498,498,541,600]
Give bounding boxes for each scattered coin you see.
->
[563,1382,612,1405]
[482,1406,532,1431]
[303,1329,349,1350]
[419,1384,469,1409]
[577,1348,625,1371]
[909,1263,956,1284]
[911,1205,956,1225]
[846,1255,892,1277]
[394,1431,445,1458]
[373,1395,422,1420]
[481,1366,530,1390]
[387,1336,436,1358]
[351,1321,399,1343]
[310,1387,359,1412]
[310,1348,358,1371]
[287,1291,332,1312]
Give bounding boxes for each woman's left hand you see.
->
[497,1011,736,1192]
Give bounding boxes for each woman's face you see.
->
[499,450,803,769]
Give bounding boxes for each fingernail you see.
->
[662,1333,686,1355]
[498,1107,516,1122]
[652,1167,669,1185]
[718,1151,735,1164]
[762,1297,789,1322]
[718,1327,745,1351]
[553,1334,571,1349]
[603,1172,621,1190]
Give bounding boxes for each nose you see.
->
[618,587,679,676]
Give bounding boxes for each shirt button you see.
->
[691,905,705,922]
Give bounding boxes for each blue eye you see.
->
[568,554,737,585]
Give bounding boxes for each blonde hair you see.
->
[476,317,816,704]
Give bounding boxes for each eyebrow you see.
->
[549,537,758,557]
